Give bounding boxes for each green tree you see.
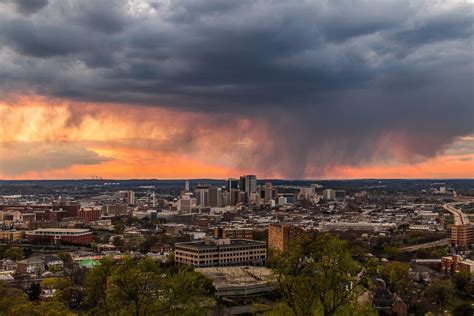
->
[452,302,474,316]
[27,282,41,301]
[3,247,24,260]
[0,281,28,313]
[271,234,363,316]
[453,271,472,296]
[84,256,213,316]
[380,261,410,294]
[425,279,455,308]
[7,300,75,316]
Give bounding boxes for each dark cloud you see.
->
[0,141,111,176]
[3,0,49,15]
[0,0,472,177]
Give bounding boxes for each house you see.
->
[372,279,408,316]
[16,256,45,275]
[44,255,64,270]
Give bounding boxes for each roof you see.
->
[32,228,90,233]
[78,259,101,268]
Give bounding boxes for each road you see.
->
[443,202,470,225]
[400,238,449,252]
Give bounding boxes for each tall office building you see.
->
[230,188,240,205]
[322,189,336,201]
[335,190,346,202]
[195,184,210,207]
[185,180,190,192]
[208,187,222,207]
[263,182,275,204]
[240,175,257,199]
[227,178,239,192]
[126,191,135,205]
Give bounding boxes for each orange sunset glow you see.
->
[1,96,472,180]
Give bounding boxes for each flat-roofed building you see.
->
[175,238,266,267]
[213,226,253,239]
[0,230,24,243]
[441,255,474,275]
[448,224,474,247]
[268,224,303,252]
[26,228,92,245]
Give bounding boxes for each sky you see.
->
[0,0,473,180]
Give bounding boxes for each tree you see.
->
[27,282,41,301]
[425,279,455,308]
[84,256,214,316]
[271,234,363,316]
[3,247,24,260]
[0,281,28,313]
[452,302,474,316]
[453,271,472,296]
[381,261,410,294]
[7,300,75,316]
[113,222,125,234]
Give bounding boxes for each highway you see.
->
[443,202,470,225]
[400,238,449,252]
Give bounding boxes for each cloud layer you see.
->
[0,0,473,178]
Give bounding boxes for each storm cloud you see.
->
[0,0,472,177]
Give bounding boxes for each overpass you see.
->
[443,202,470,225]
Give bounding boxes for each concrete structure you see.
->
[196,267,277,298]
[26,228,92,245]
[175,238,266,267]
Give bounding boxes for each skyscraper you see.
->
[208,187,222,207]
[226,178,239,192]
[126,191,135,205]
[195,184,210,207]
[264,182,274,204]
[185,180,190,192]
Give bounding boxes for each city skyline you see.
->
[1,0,473,180]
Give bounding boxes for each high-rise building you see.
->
[299,186,315,199]
[263,182,276,204]
[449,224,474,247]
[335,190,346,202]
[126,191,136,205]
[230,188,240,205]
[322,189,335,201]
[185,180,190,192]
[268,224,303,252]
[240,175,257,202]
[208,187,222,207]
[195,184,210,207]
[227,178,239,192]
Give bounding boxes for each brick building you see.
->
[79,208,101,223]
[448,224,474,247]
[441,255,474,275]
[26,228,92,245]
[268,224,303,252]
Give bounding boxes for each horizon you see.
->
[2,177,474,182]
